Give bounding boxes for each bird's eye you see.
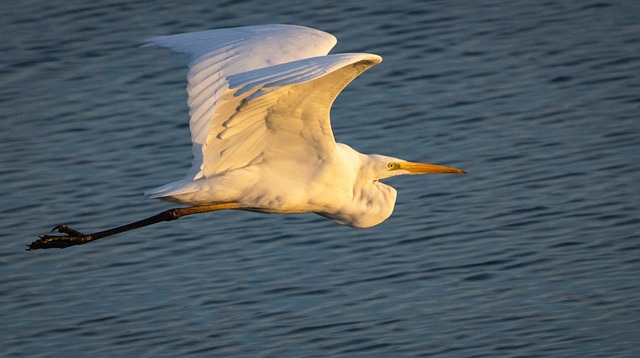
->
[387,162,396,170]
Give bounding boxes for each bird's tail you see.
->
[144,179,197,200]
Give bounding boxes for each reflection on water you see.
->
[2,1,639,357]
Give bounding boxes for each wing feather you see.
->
[145,24,337,178]
[147,25,336,149]
[200,53,381,174]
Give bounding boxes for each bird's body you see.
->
[151,143,399,228]
[29,24,464,250]
[144,24,464,227]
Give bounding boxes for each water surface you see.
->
[2,1,639,357]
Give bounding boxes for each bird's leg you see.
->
[27,202,242,250]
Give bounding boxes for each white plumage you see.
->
[144,24,465,228]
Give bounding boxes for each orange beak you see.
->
[399,161,466,175]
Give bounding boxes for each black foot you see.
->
[27,225,92,250]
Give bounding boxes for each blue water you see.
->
[2,1,639,357]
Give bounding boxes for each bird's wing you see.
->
[144,24,338,179]
[205,53,382,175]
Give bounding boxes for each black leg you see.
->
[27,202,242,250]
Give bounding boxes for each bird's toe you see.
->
[51,224,85,237]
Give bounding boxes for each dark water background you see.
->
[2,1,639,356]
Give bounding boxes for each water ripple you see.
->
[2,0,640,357]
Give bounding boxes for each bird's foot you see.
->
[27,225,92,250]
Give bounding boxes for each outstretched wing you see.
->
[201,52,381,176]
[144,25,381,194]
[145,24,337,179]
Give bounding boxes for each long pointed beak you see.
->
[399,161,466,175]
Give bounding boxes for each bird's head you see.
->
[369,155,466,181]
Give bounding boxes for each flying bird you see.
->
[29,24,465,250]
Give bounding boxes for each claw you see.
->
[27,226,92,250]
[51,225,85,237]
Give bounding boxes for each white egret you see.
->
[29,24,465,250]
